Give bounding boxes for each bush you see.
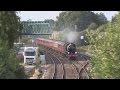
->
[88,23,98,30]
[15,65,28,79]
[0,41,26,79]
[87,13,120,79]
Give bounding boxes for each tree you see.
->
[54,11,108,31]
[0,40,26,79]
[88,23,98,30]
[0,11,22,48]
[87,12,120,79]
[44,19,55,24]
[0,11,26,79]
[95,12,108,25]
[111,16,117,23]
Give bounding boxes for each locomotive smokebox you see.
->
[66,43,76,54]
[66,43,78,60]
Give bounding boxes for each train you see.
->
[35,38,78,60]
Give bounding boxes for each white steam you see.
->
[60,28,78,43]
[66,31,78,43]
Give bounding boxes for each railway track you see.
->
[52,51,80,79]
[46,54,56,79]
[40,53,54,79]
[46,51,65,79]
[54,52,90,79]
[78,61,90,79]
[42,49,90,79]
[71,60,90,79]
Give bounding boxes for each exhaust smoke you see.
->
[60,28,78,43]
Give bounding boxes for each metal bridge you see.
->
[20,20,54,39]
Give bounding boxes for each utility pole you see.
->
[19,36,21,43]
[75,25,77,32]
[32,38,34,46]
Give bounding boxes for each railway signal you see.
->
[80,36,84,39]
[80,36,84,46]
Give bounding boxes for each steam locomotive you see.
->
[35,38,78,60]
[66,43,77,60]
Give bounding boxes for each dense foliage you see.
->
[0,11,26,79]
[54,11,108,31]
[87,12,120,79]
[0,41,26,79]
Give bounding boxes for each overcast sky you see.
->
[18,11,118,21]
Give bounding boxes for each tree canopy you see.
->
[0,11,26,79]
[87,11,120,79]
[0,11,22,48]
[54,11,108,31]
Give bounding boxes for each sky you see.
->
[18,11,118,21]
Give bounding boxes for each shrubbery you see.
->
[0,11,26,79]
[0,41,26,79]
[87,12,120,79]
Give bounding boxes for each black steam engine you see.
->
[66,43,78,60]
